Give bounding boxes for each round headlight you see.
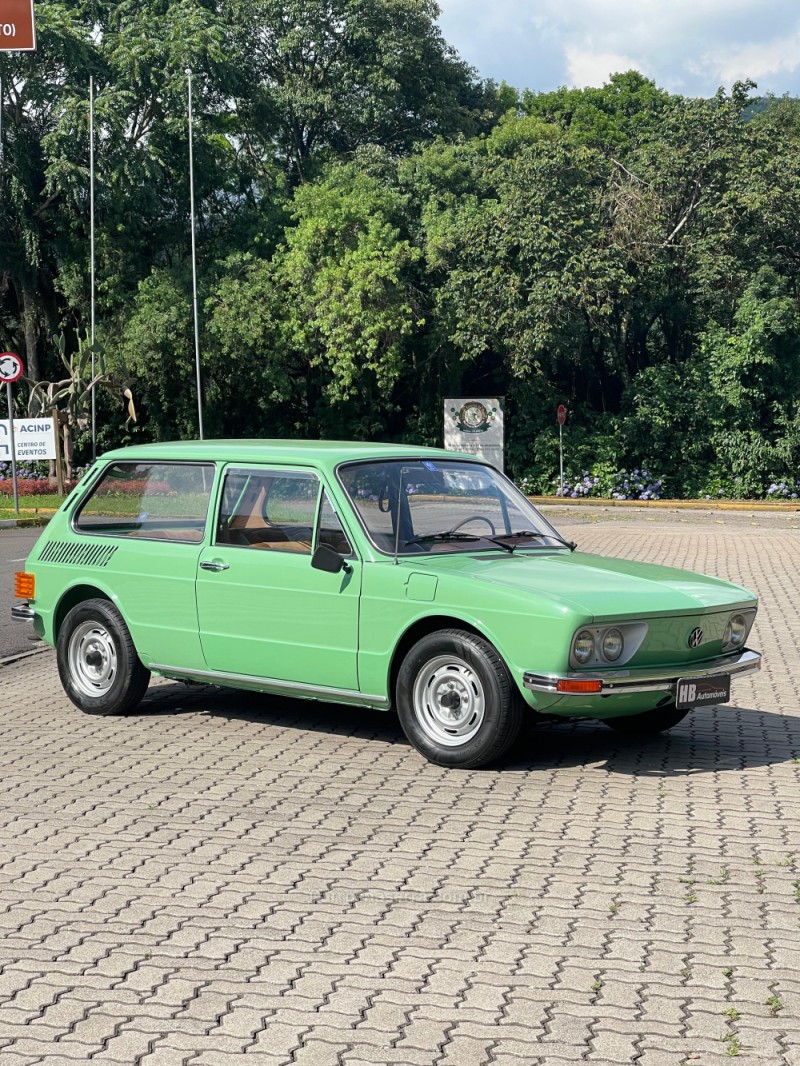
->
[574,630,595,664]
[724,613,747,648]
[602,628,624,662]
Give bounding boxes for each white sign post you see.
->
[0,351,24,513]
[443,398,504,471]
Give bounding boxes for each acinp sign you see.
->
[0,0,37,51]
[0,417,57,461]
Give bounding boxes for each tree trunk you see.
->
[62,421,73,481]
[20,281,41,381]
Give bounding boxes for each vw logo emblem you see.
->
[688,627,704,649]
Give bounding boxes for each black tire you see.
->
[604,703,690,737]
[396,628,524,768]
[56,598,150,716]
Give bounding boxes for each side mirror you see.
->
[311,543,352,574]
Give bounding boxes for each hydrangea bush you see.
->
[766,480,800,499]
[529,467,666,501]
[0,461,50,481]
[517,462,800,501]
[608,469,664,501]
[555,472,602,498]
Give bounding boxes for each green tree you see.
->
[429,140,631,402]
[276,161,421,402]
[520,71,672,155]
[227,0,484,178]
[0,1,97,379]
[206,252,304,436]
[112,268,198,440]
[0,0,259,382]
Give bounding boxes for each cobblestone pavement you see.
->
[1,510,800,1065]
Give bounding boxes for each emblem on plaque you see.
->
[452,401,497,433]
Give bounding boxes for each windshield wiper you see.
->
[489,530,577,553]
[405,531,481,546]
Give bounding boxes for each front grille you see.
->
[37,541,118,567]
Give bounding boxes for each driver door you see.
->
[196,465,360,691]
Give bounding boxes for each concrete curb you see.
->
[0,516,54,529]
[530,496,800,512]
[0,643,50,668]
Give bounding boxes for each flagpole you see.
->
[0,54,4,168]
[89,76,96,459]
[187,68,204,440]
[0,58,4,167]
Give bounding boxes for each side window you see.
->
[75,462,213,542]
[338,461,397,551]
[216,468,319,554]
[316,490,352,556]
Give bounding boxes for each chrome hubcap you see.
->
[68,621,118,698]
[412,654,486,747]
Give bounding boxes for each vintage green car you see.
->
[12,440,761,767]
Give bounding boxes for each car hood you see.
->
[408,549,756,619]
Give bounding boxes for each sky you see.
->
[436,0,800,98]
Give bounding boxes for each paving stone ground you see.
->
[1,507,799,1065]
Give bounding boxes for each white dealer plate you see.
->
[676,675,731,710]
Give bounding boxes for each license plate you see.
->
[676,675,731,710]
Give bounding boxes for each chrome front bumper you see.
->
[524,648,762,696]
[11,602,35,622]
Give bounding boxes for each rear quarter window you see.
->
[74,462,214,543]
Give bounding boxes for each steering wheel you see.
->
[450,515,496,535]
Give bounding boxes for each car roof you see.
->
[99,439,479,471]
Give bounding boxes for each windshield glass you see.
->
[338,459,568,556]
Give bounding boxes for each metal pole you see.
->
[89,76,96,459]
[0,54,4,168]
[559,422,564,495]
[187,68,204,440]
[7,383,18,513]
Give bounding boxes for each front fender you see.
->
[358,564,583,711]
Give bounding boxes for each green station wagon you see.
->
[12,440,762,768]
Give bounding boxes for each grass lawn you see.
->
[0,494,64,522]
[1,492,211,523]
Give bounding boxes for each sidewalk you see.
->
[1,510,799,1064]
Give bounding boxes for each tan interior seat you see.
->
[126,528,204,542]
[251,540,311,554]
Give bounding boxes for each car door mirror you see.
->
[311,543,351,574]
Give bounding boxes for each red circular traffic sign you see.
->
[556,404,567,426]
[0,352,24,383]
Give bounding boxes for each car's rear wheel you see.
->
[57,599,150,715]
[396,629,524,768]
[604,702,690,736]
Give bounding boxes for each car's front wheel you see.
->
[604,702,690,737]
[396,629,524,768]
[57,598,151,716]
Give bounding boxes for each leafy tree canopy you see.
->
[3,1,800,498]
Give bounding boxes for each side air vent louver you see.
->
[37,541,118,568]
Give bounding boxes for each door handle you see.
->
[200,560,230,572]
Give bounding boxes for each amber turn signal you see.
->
[14,572,35,600]
[557,678,603,694]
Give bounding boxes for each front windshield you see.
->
[338,458,569,556]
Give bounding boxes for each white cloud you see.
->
[565,47,646,89]
[437,0,800,96]
[535,0,800,90]
[699,29,800,85]
[534,0,779,50]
